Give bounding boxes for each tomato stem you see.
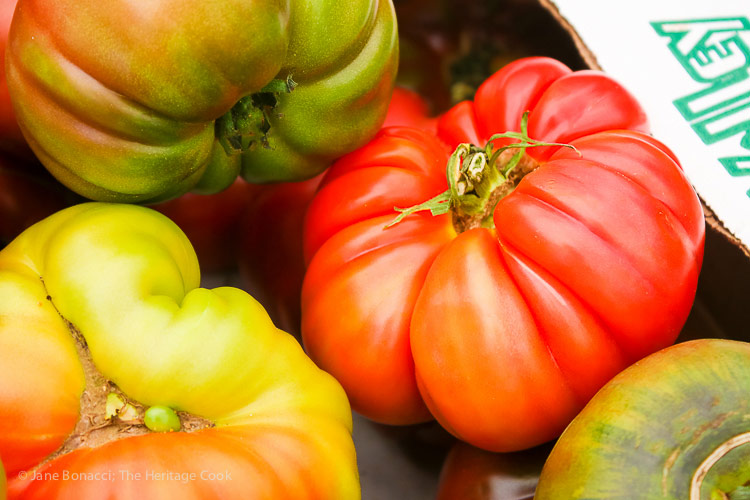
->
[386,190,451,228]
[386,112,579,231]
[215,75,297,156]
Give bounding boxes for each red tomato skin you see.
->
[152,178,255,273]
[301,57,704,450]
[449,57,650,160]
[302,214,454,424]
[382,87,438,133]
[238,176,321,336]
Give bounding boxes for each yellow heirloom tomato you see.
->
[0,203,358,500]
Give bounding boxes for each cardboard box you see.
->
[541,0,750,338]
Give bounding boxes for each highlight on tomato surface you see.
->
[436,441,550,500]
[0,203,359,499]
[301,56,705,452]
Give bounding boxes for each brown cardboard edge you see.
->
[703,202,750,260]
[538,0,602,70]
[539,0,750,337]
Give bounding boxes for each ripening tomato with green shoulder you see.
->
[6,0,398,202]
[301,57,705,451]
[0,203,358,499]
[536,339,750,500]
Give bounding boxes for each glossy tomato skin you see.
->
[152,178,256,273]
[302,57,705,450]
[7,0,398,202]
[436,442,551,500]
[0,203,359,499]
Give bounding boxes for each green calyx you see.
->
[215,75,297,156]
[387,112,578,231]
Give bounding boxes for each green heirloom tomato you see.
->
[6,0,398,202]
[536,339,750,500]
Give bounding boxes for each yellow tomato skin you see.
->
[0,203,359,500]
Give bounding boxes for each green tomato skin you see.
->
[7,0,398,202]
[241,0,399,184]
[536,340,750,500]
[0,459,5,500]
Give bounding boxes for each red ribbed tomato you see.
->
[301,57,705,451]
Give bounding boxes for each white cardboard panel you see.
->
[550,0,750,248]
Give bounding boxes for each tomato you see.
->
[237,86,437,336]
[436,442,550,500]
[0,156,74,245]
[0,203,358,499]
[0,0,29,159]
[301,57,705,451]
[382,87,438,133]
[238,176,322,336]
[536,339,750,499]
[152,178,256,273]
[0,460,5,500]
[6,0,398,203]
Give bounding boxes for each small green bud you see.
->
[144,405,181,433]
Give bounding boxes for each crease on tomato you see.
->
[410,229,580,451]
[496,238,630,403]
[495,189,689,360]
